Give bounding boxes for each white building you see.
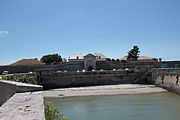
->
[68,53,108,62]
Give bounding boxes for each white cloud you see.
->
[0,29,8,37]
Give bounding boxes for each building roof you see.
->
[119,56,154,60]
[9,59,44,66]
[84,53,96,58]
[69,53,107,59]
[69,53,86,59]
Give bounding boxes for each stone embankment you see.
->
[152,68,180,94]
[0,80,45,120]
[39,70,145,89]
[0,80,42,105]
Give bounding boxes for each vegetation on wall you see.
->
[44,101,68,120]
[40,54,62,65]
[159,72,166,84]
[142,72,152,84]
[175,72,180,85]
[127,46,140,61]
[1,74,38,84]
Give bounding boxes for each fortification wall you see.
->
[0,61,84,74]
[151,68,180,94]
[0,65,46,74]
[0,91,45,120]
[38,70,144,89]
[0,80,44,120]
[97,61,161,70]
[0,80,42,106]
[0,61,172,74]
[0,80,16,106]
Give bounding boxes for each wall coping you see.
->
[0,80,45,120]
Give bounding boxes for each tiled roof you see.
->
[120,56,154,60]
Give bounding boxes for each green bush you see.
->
[44,101,68,120]
[1,74,38,84]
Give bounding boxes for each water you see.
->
[45,92,180,120]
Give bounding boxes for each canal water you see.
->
[46,92,180,120]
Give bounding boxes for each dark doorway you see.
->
[87,66,93,71]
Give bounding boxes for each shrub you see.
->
[1,74,38,84]
[44,101,68,120]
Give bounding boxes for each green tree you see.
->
[40,54,62,65]
[116,59,120,62]
[62,58,67,63]
[127,46,140,61]
[112,59,115,62]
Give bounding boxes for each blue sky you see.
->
[0,0,180,65]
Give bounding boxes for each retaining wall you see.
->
[0,61,162,74]
[0,80,44,120]
[0,80,42,106]
[38,70,144,89]
[0,80,16,106]
[1,61,180,74]
[152,68,180,94]
[0,91,45,120]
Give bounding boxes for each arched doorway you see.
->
[87,66,93,71]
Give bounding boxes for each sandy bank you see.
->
[43,84,167,98]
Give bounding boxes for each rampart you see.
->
[151,68,180,94]
[0,80,44,120]
[38,70,145,89]
[0,80,42,106]
[2,61,180,74]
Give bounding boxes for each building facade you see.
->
[68,53,108,71]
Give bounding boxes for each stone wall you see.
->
[0,61,170,74]
[0,91,45,120]
[96,61,161,70]
[0,80,16,106]
[0,80,43,106]
[0,65,46,74]
[151,68,180,94]
[0,62,84,74]
[38,70,144,89]
[0,80,44,120]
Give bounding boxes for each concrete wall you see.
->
[152,68,180,94]
[0,80,43,106]
[38,70,144,89]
